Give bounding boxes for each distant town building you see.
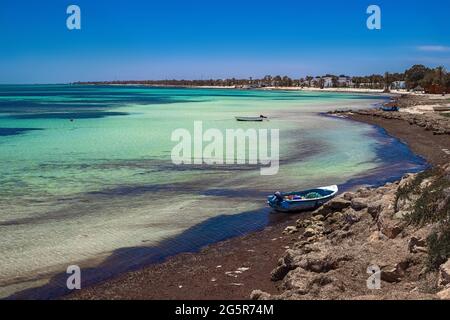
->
[337,76,353,87]
[391,81,406,90]
[323,77,334,88]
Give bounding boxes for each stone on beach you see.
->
[350,198,368,211]
[283,226,299,235]
[438,259,450,288]
[437,288,450,300]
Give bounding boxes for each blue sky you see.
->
[0,0,449,83]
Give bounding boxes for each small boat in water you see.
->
[267,185,338,213]
[235,115,268,122]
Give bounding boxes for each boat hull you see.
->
[235,117,264,122]
[267,185,338,213]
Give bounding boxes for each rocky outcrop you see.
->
[253,166,450,300]
[380,260,411,283]
[437,287,450,300]
[408,237,427,254]
[438,259,450,288]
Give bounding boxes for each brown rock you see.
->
[367,201,382,219]
[312,214,325,222]
[381,261,410,283]
[282,270,311,294]
[283,226,299,235]
[393,210,408,220]
[351,198,368,211]
[303,228,317,238]
[438,259,450,288]
[296,219,311,228]
[377,209,404,239]
[250,290,271,300]
[312,198,351,217]
[376,186,393,195]
[356,187,373,197]
[271,249,298,281]
[343,192,355,201]
[437,288,450,300]
[368,231,387,243]
[408,237,427,254]
[344,211,361,225]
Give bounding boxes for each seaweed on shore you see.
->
[427,225,450,270]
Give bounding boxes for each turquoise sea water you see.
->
[0,85,426,298]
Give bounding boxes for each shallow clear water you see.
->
[0,85,426,298]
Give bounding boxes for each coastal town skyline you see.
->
[1,0,449,84]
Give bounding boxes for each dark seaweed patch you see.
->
[0,127,43,136]
[9,112,129,120]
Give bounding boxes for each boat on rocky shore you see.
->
[253,164,450,300]
[267,185,338,213]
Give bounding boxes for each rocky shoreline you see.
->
[251,164,450,300]
[332,109,450,136]
[251,96,450,300]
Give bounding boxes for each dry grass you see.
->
[398,167,450,269]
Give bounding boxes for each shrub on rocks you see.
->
[438,259,450,288]
[427,226,450,270]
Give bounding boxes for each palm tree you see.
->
[436,66,446,95]
[273,75,282,87]
[384,72,391,93]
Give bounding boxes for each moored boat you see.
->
[267,185,338,213]
[235,115,267,122]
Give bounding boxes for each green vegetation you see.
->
[398,167,450,269]
[75,64,450,92]
[397,167,449,227]
[427,226,450,270]
[395,168,439,210]
[405,65,450,91]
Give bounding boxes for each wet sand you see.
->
[67,110,449,300]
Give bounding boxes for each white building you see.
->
[323,77,334,88]
[391,81,406,90]
[337,76,353,87]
